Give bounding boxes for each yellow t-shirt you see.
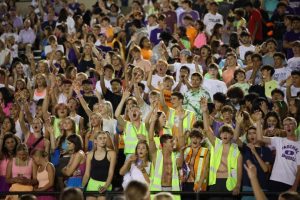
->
[265,80,278,98]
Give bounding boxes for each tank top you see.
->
[12,158,33,179]
[0,158,9,176]
[70,114,81,126]
[26,133,45,152]
[90,151,110,181]
[37,163,50,188]
[33,89,47,102]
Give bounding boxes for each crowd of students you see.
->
[0,0,300,199]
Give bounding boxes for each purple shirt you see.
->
[179,10,200,26]
[212,121,235,136]
[18,28,36,45]
[163,10,177,33]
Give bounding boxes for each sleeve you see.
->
[270,137,280,149]
[296,147,300,165]
[203,14,209,25]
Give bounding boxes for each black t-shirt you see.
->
[77,95,98,129]
[240,143,273,189]
[103,89,122,113]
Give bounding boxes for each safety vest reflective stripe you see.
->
[168,109,194,130]
[208,138,239,191]
[150,150,180,191]
[194,149,207,182]
[124,122,148,154]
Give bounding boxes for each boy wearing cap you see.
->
[260,65,278,98]
[287,41,300,72]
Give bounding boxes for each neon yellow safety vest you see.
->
[153,127,172,149]
[168,108,195,132]
[209,138,240,191]
[183,147,209,191]
[123,121,148,155]
[150,150,180,200]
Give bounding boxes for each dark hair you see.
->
[219,124,234,135]
[244,51,254,59]
[213,92,227,104]
[60,187,84,200]
[273,52,286,60]
[193,120,204,129]
[160,134,173,145]
[58,8,69,22]
[110,78,122,85]
[67,134,83,153]
[273,100,288,121]
[229,32,240,49]
[171,92,184,101]
[1,133,19,159]
[1,117,16,134]
[263,111,282,129]
[189,129,203,138]
[0,87,12,107]
[251,53,263,61]
[234,8,245,17]
[135,140,150,161]
[191,72,203,81]
[289,98,300,124]
[180,65,190,74]
[227,87,244,100]
[19,194,37,200]
[291,70,300,76]
[271,88,285,98]
[139,36,149,49]
[260,65,275,76]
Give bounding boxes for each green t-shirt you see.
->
[265,80,278,98]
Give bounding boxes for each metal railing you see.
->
[0,191,281,200]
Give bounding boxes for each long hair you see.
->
[0,133,19,159]
[135,140,151,162]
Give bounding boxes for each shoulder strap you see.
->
[29,136,44,154]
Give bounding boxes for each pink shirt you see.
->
[12,158,33,179]
[0,158,9,176]
[193,32,207,48]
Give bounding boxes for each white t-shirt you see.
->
[173,62,203,81]
[95,79,112,95]
[287,57,300,72]
[103,118,117,140]
[203,12,223,36]
[141,102,151,122]
[273,67,291,83]
[270,137,300,185]
[57,93,68,104]
[238,44,255,61]
[202,78,227,100]
[151,74,166,88]
[44,44,64,55]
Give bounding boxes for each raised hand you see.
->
[200,97,208,112]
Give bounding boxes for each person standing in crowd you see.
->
[201,98,243,200]
[257,114,300,194]
[82,131,116,200]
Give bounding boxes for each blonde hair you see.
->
[153,192,174,200]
